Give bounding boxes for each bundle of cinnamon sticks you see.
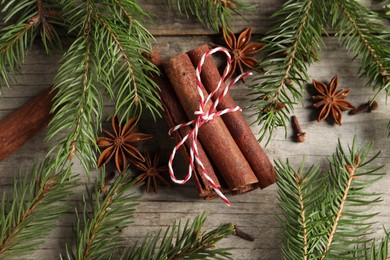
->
[147,45,276,200]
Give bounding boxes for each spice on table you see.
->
[0,86,55,161]
[145,48,224,200]
[233,225,255,242]
[212,27,264,81]
[349,101,378,115]
[163,53,259,194]
[96,116,152,173]
[187,45,276,188]
[291,115,306,142]
[133,150,171,194]
[312,75,355,125]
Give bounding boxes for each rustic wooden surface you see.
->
[1,1,390,259]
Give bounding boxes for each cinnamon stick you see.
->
[0,87,55,161]
[145,49,224,199]
[163,53,259,192]
[187,45,276,188]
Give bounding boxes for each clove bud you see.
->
[349,101,378,115]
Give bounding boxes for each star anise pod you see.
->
[97,116,152,173]
[214,27,264,81]
[312,75,355,125]
[133,150,171,194]
[213,0,236,9]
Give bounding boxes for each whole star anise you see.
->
[133,150,171,194]
[97,116,152,173]
[312,75,355,125]
[214,27,264,81]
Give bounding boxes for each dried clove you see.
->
[291,115,306,142]
[349,101,378,115]
[233,225,255,242]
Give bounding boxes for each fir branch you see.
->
[351,230,390,259]
[249,0,326,144]
[0,157,75,258]
[275,159,325,260]
[276,136,385,259]
[48,0,161,170]
[64,171,139,260]
[329,0,390,98]
[0,0,38,90]
[121,213,234,260]
[165,0,251,32]
[0,0,65,90]
[322,137,384,258]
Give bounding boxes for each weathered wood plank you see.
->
[0,17,389,260]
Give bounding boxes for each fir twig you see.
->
[0,0,65,90]
[276,136,386,259]
[329,0,390,99]
[322,137,383,258]
[165,0,251,32]
[275,159,325,260]
[63,171,139,260]
[121,212,235,259]
[0,157,75,258]
[47,0,161,171]
[249,0,325,144]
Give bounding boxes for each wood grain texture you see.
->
[0,1,389,260]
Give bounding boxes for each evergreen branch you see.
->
[296,173,308,259]
[64,171,139,260]
[322,137,384,258]
[165,0,251,32]
[0,0,38,90]
[275,159,325,260]
[330,0,390,97]
[351,229,390,259]
[95,11,161,121]
[249,0,325,144]
[0,0,66,90]
[321,156,356,259]
[277,136,385,259]
[0,157,75,258]
[121,213,234,260]
[48,0,161,170]
[48,2,100,170]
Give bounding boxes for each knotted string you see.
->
[168,47,252,205]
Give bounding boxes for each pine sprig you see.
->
[0,157,75,259]
[63,171,139,260]
[48,0,161,170]
[0,0,65,90]
[353,230,390,259]
[249,0,326,144]
[275,159,327,260]
[165,0,251,32]
[323,137,383,259]
[276,136,387,259]
[121,212,234,260]
[329,0,390,98]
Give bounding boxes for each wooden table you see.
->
[1,1,389,259]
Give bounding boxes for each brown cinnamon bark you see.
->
[187,45,276,188]
[163,53,259,192]
[0,87,55,161]
[145,49,224,199]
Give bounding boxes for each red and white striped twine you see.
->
[168,47,252,206]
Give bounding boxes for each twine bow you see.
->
[168,47,252,205]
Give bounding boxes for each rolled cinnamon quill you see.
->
[187,45,276,188]
[163,53,258,192]
[145,49,224,199]
[0,87,55,161]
